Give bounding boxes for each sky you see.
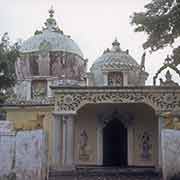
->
[0,0,177,85]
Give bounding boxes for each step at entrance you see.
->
[49,167,162,180]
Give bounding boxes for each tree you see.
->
[131,0,180,64]
[0,33,19,103]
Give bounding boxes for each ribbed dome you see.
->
[91,39,139,71]
[15,8,86,82]
[20,8,83,58]
[20,31,83,57]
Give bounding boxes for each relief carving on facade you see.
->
[55,89,180,113]
[135,129,153,163]
[139,131,153,161]
[79,129,91,161]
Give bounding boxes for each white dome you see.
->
[91,39,139,71]
[20,8,83,58]
[20,31,83,58]
[16,8,86,82]
[90,39,145,86]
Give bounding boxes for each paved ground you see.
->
[49,167,162,180]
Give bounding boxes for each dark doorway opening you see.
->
[103,118,128,167]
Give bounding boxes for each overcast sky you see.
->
[0,0,177,84]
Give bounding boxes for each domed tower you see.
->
[15,7,87,100]
[90,39,148,86]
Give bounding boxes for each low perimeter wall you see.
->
[0,121,47,180]
[162,129,180,180]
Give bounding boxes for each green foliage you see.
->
[172,46,180,65]
[131,0,180,65]
[34,30,42,35]
[0,33,19,103]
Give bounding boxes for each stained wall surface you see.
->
[6,106,53,162]
[0,127,47,180]
[162,129,180,180]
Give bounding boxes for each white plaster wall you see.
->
[162,129,180,180]
[0,121,15,176]
[15,130,47,180]
[0,128,48,180]
[0,135,15,176]
[15,130,47,169]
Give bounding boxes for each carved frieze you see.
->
[54,88,180,113]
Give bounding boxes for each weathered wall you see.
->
[6,106,53,163]
[162,129,180,180]
[0,123,48,180]
[75,103,158,167]
[15,130,47,180]
[0,135,15,177]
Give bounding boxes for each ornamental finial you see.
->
[49,6,55,18]
[112,37,120,47]
[111,37,120,52]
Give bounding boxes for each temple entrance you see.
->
[103,117,127,167]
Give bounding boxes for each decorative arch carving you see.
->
[54,88,180,114]
[153,60,180,85]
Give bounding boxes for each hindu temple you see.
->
[2,7,180,180]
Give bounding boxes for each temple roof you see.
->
[19,7,83,58]
[91,39,140,72]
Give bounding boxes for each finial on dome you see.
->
[112,37,120,47]
[49,6,55,18]
[43,6,64,33]
[112,38,120,52]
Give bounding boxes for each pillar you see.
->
[52,114,62,168]
[97,119,103,165]
[158,113,164,169]
[123,72,128,86]
[103,72,108,86]
[26,80,32,100]
[62,114,75,168]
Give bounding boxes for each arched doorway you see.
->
[103,117,128,167]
